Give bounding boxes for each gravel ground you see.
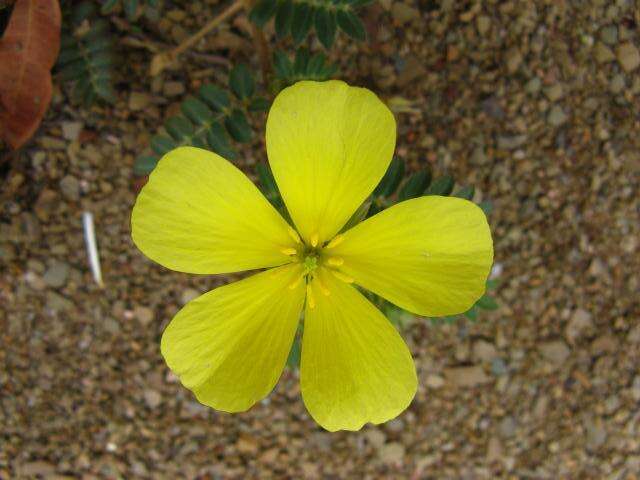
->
[1,0,639,478]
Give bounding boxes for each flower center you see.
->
[303,254,318,275]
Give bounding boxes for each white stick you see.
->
[82,212,104,287]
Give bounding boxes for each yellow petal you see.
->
[266,80,396,245]
[161,264,305,412]
[300,269,417,432]
[132,146,296,274]
[329,196,493,317]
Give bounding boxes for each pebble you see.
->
[599,25,617,46]
[425,374,445,389]
[497,134,527,150]
[129,92,152,111]
[180,288,200,305]
[391,3,419,25]
[61,121,83,141]
[505,47,522,73]
[144,389,162,409]
[163,81,186,97]
[444,366,491,387]
[486,437,503,463]
[565,309,594,344]
[547,106,568,127]
[631,376,640,402]
[46,291,74,311]
[134,306,155,325]
[525,77,541,94]
[476,15,491,36]
[42,261,70,288]
[616,42,640,72]
[499,416,517,438]
[378,442,405,465]
[472,340,498,362]
[538,340,570,366]
[59,175,80,201]
[364,428,386,449]
[594,42,615,63]
[544,84,564,102]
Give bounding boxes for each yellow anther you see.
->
[327,257,344,267]
[325,234,344,249]
[310,232,319,247]
[314,277,330,296]
[288,275,303,290]
[287,226,301,244]
[306,283,316,309]
[280,247,297,256]
[331,270,354,284]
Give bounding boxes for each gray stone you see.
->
[59,175,80,201]
[180,288,200,305]
[610,74,626,94]
[62,121,83,141]
[538,340,570,366]
[565,308,594,344]
[544,83,564,102]
[379,442,405,464]
[499,416,517,438]
[134,306,155,326]
[617,42,640,72]
[547,106,568,127]
[594,42,615,63]
[43,261,70,288]
[525,77,541,94]
[498,134,527,150]
[46,291,74,311]
[600,25,618,46]
[144,389,162,409]
[444,366,491,387]
[472,340,498,362]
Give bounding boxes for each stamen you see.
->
[288,275,303,290]
[310,232,319,248]
[287,226,301,244]
[325,234,344,249]
[327,257,344,267]
[331,270,354,284]
[306,283,316,309]
[314,277,330,296]
[280,247,298,256]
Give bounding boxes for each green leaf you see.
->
[293,48,310,72]
[198,84,230,111]
[476,294,499,311]
[314,7,337,49]
[454,185,475,200]
[165,116,195,142]
[291,2,314,44]
[478,200,493,216]
[424,174,454,196]
[181,97,215,125]
[336,9,366,41]
[248,97,271,112]
[249,0,278,27]
[134,155,158,176]
[207,122,237,160]
[229,63,255,100]
[286,334,301,368]
[100,0,119,14]
[340,199,371,232]
[224,110,252,143]
[273,50,293,79]
[150,135,176,155]
[463,306,478,321]
[398,169,431,201]
[124,0,138,20]
[256,162,279,197]
[373,155,404,197]
[275,0,294,39]
[486,279,499,290]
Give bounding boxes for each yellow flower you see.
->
[131,80,493,432]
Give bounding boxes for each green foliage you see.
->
[273,48,337,87]
[57,1,117,105]
[100,0,163,21]
[134,64,270,176]
[250,0,372,48]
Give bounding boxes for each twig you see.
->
[82,212,104,288]
[150,0,245,76]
